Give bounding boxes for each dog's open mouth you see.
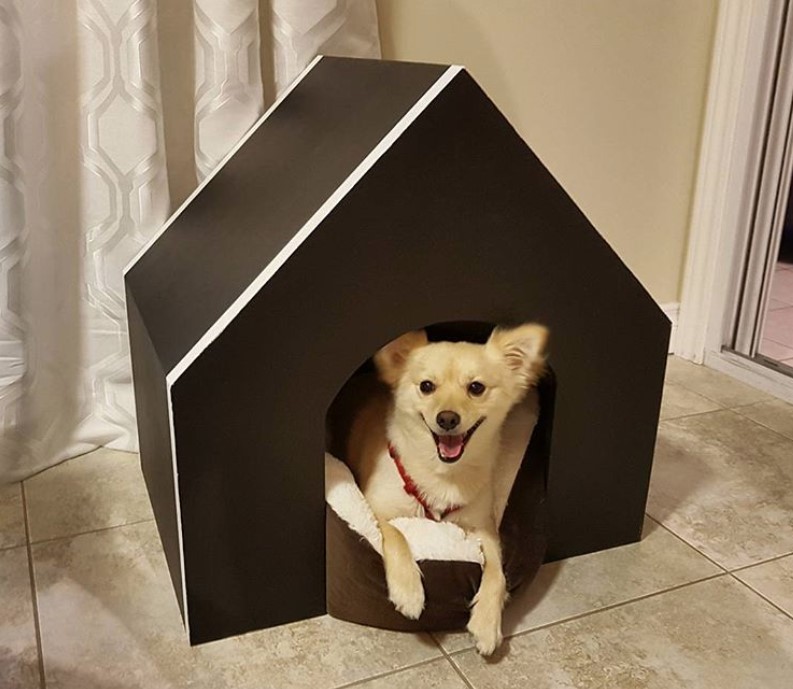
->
[430,417,485,463]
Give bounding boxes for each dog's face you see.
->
[375,324,548,465]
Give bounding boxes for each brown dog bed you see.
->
[325,383,549,632]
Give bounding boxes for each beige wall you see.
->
[376,0,718,304]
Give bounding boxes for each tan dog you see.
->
[346,324,548,655]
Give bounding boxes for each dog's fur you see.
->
[346,324,547,655]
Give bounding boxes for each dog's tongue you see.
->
[438,434,464,459]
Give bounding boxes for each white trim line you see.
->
[659,302,679,353]
[166,385,190,638]
[166,64,464,386]
[156,53,324,640]
[123,55,324,277]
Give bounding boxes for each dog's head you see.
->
[374,324,548,465]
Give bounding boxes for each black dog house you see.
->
[125,56,669,645]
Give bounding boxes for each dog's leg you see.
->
[467,523,507,655]
[377,517,425,619]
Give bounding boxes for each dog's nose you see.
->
[436,411,460,431]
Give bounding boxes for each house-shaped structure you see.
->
[125,56,670,645]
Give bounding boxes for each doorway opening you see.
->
[323,320,553,631]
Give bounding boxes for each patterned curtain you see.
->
[0,0,380,482]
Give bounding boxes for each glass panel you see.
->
[758,182,793,368]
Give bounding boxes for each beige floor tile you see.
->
[648,410,793,569]
[734,398,793,441]
[664,357,771,407]
[0,547,40,689]
[453,577,793,689]
[329,658,466,689]
[735,554,793,617]
[33,521,440,689]
[197,617,439,689]
[434,517,720,653]
[0,482,26,550]
[659,382,722,420]
[24,448,153,543]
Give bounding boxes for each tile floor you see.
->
[759,260,793,365]
[2,357,793,688]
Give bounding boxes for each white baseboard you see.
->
[659,302,679,354]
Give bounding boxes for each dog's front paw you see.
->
[467,599,503,656]
[386,561,425,619]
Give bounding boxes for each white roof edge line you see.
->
[165,64,463,386]
[123,55,325,277]
[166,382,191,639]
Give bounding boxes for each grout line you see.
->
[730,402,765,412]
[662,402,793,450]
[430,633,476,689]
[0,541,28,553]
[438,519,793,662]
[21,484,46,689]
[729,572,793,622]
[645,516,793,623]
[730,407,793,442]
[730,549,793,573]
[20,446,135,484]
[332,655,447,689]
[446,572,729,657]
[664,381,732,412]
[444,654,476,689]
[27,517,156,548]
[645,515,730,573]
[659,406,728,423]
[726,409,793,444]
[433,514,732,659]
[665,360,773,410]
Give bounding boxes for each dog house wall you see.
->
[125,57,670,645]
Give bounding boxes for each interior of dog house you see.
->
[124,56,670,645]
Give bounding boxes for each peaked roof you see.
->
[125,57,453,377]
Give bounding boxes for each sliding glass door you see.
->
[731,0,793,375]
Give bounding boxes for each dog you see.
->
[346,323,548,655]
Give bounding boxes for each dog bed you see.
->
[325,385,548,632]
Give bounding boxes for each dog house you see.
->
[124,56,669,645]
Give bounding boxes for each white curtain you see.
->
[0,0,380,483]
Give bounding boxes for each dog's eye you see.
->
[419,380,436,394]
[468,381,486,397]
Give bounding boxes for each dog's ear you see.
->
[487,323,548,389]
[374,330,428,387]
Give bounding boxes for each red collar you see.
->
[388,443,461,521]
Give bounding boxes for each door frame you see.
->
[676,0,793,403]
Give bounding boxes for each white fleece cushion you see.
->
[324,390,539,565]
